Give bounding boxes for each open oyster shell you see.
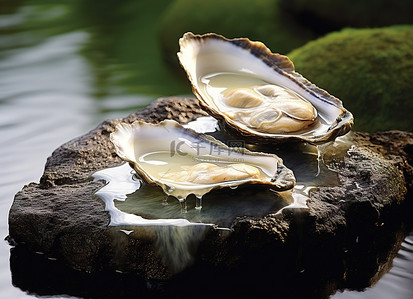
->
[110,119,295,199]
[177,32,353,144]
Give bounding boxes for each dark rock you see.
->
[7,97,413,298]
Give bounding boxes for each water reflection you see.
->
[74,0,190,97]
[333,231,413,299]
[125,187,286,226]
[94,117,339,230]
[93,162,290,228]
[0,1,187,298]
[117,173,288,228]
[8,185,412,298]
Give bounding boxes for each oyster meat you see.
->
[177,32,353,144]
[110,119,295,199]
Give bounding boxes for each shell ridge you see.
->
[180,32,295,72]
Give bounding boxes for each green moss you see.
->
[281,0,413,28]
[159,0,317,69]
[289,26,413,132]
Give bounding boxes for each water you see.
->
[91,119,331,276]
[93,163,207,227]
[0,1,412,298]
[94,163,288,228]
[98,116,332,230]
[0,1,184,297]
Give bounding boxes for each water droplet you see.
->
[195,195,203,210]
[229,185,238,190]
[315,145,321,177]
[120,229,134,235]
[178,197,187,213]
[166,185,175,193]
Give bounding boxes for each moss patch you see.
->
[289,26,413,132]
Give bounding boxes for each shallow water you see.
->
[1,1,412,298]
[95,116,337,230]
[95,163,293,228]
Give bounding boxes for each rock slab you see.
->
[7,97,413,298]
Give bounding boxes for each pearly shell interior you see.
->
[177,32,353,144]
[110,119,295,199]
[202,72,318,134]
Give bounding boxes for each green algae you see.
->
[289,26,413,132]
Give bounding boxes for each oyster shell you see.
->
[110,119,295,199]
[177,32,353,144]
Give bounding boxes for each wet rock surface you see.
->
[7,97,413,298]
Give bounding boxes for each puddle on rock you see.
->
[94,116,354,229]
[116,183,288,228]
[94,163,289,228]
[93,116,355,274]
[93,163,203,227]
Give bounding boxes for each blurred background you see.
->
[0,0,412,298]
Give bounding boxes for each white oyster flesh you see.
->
[110,119,295,199]
[177,32,353,144]
[204,75,318,134]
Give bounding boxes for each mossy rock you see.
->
[280,0,413,29]
[288,25,413,132]
[158,0,317,70]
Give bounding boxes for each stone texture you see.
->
[7,97,413,298]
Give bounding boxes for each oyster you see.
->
[177,32,353,144]
[110,119,295,199]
